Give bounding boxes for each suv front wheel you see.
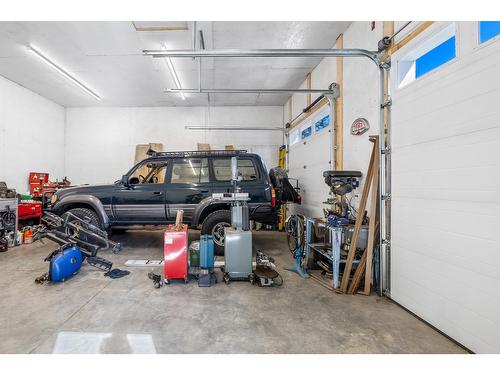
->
[201,209,231,255]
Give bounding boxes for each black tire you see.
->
[201,209,231,256]
[61,207,103,243]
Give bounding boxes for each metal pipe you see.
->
[166,88,337,94]
[324,94,336,171]
[384,66,392,297]
[185,125,284,131]
[378,63,392,297]
[143,48,380,64]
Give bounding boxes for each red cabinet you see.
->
[18,202,42,224]
[163,224,188,283]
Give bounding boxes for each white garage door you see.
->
[390,22,500,353]
[288,107,332,218]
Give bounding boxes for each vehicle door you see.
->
[165,157,212,222]
[112,160,168,223]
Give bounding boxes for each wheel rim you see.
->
[212,222,231,246]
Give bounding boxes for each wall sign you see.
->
[351,118,370,136]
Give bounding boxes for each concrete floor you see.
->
[0,229,466,354]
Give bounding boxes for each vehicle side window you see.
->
[130,162,167,184]
[171,158,209,184]
[212,158,258,181]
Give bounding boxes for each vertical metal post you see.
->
[378,62,391,297]
[324,93,337,171]
[384,65,392,296]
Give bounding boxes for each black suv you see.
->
[50,150,299,252]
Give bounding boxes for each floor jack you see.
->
[35,212,123,283]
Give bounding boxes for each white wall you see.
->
[285,21,383,217]
[0,75,65,193]
[65,106,283,185]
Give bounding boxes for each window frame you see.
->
[477,21,500,46]
[396,22,458,90]
[313,110,331,133]
[300,121,313,141]
[169,157,209,185]
[209,157,261,183]
[127,159,169,186]
[289,128,300,147]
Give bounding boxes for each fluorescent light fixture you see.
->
[162,44,185,100]
[28,45,101,101]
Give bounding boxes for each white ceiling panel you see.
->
[0,21,351,107]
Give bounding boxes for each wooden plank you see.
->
[335,34,344,171]
[364,137,380,295]
[306,72,312,106]
[348,249,367,294]
[389,21,434,54]
[309,270,335,291]
[339,139,377,292]
[348,222,380,294]
[288,97,293,123]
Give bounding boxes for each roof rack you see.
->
[146,149,248,158]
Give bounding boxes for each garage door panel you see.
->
[391,28,500,352]
[393,165,500,192]
[391,271,499,353]
[393,220,500,279]
[396,67,500,125]
[392,238,500,297]
[392,188,500,203]
[395,45,500,106]
[288,128,331,217]
[394,95,500,147]
[392,198,500,242]
[393,126,500,172]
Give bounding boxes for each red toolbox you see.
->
[163,223,189,284]
[29,172,49,197]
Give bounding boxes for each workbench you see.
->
[304,217,366,290]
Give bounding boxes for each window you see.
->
[314,113,331,132]
[213,158,258,181]
[479,21,500,44]
[171,158,209,184]
[398,23,456,87]
[300,122,312,140]
[289,129,300,146]
[415,36,456,78]
[130,161,167,184]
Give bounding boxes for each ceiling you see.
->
[0,21,351,107]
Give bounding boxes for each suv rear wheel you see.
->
[201,209,231,255]
[61,207,103,241]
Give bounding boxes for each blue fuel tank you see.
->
[49,246,84,282]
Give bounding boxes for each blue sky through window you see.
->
[415,36,456,78]
[480,21,500,44]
